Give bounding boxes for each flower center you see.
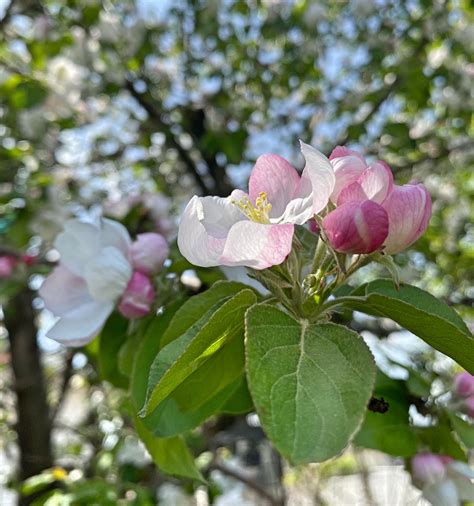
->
[233,192,272,223]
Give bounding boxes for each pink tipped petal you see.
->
[330,149,367,203]
[177,195,244,267]
[358,161,394,203]
[101,218,132,258]
[220,221,294,269]
[337,182,368,205]
[279,142,335,225]
[382,183,432,254]
[45,299,114,347]
[39,265,92,316]
[323,200,389,254]
[249,154,300,218]
[54,220,101,275]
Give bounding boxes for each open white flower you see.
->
[40,218,132,346]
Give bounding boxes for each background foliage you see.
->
[0,0,472,504]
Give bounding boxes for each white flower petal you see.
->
[45,300,114,347]
[177,195,244,267]
[54,220,101,275]
[423,480,459,506]
[39,265,92,316]
[278,142,335,224]
[84,246,132,302]
[101,218,132,258]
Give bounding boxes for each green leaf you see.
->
[130,301,184,411]
[160,280,249,348]
[245,305,376,464]
[141,378,242,437]
[354,371,417,457]
[416,426,467,461]
[134,416,203,481]
[221,377,254,414]
[99,313,129,388]
[345,280,474,374]
[143,289,256,416]
[449,414,474,449]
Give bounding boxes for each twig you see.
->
[209,461,284,506]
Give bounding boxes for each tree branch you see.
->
[125,80,210,195]
[4,288,53,503]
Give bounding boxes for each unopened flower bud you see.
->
[0,256,16,278]
[131,233,169,274]
[412,453,447,486]
[453,372,474,398]
[118,271,155,319]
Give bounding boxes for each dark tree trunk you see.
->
[4,288,53,502]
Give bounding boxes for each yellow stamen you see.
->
[232,191,272,223]
[52,467,68,480]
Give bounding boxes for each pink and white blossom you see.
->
[412,453,474,506]
[40,218,133,346]
[131,233,169,274]
[323,146,431,255]
[178,142,335,270]
[118,271,155,319]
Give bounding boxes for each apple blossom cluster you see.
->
[411,452,474,505]
[178,142,431,269]
[40,219,169,346]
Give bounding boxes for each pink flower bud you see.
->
[131,233,169,274]
[322,200,389,254]
[462,396,474,418]
[0,256,16,278]
[118,271,155,319]
[381,183,432,254]
[412,453,447,486]
[453,372,474,398]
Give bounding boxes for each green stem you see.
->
[318,295,365,314]
[311,235,328,274]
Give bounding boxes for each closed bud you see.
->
[131,233,169,274]
[453,372,474,398]
[118,271,155,319]
[412,453,447,487]
[322,200,389,254]
[0,256,16,278]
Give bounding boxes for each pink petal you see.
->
[219,221,294,269]
[39,265,92,316]
[177,195,244,267]
[337,182,367,205]
[249,154,300,218]
[329,145,362,160]
[330,147,367,203]
[322,200,389,254]
[382,183,432,254]
[358,160,393,203]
